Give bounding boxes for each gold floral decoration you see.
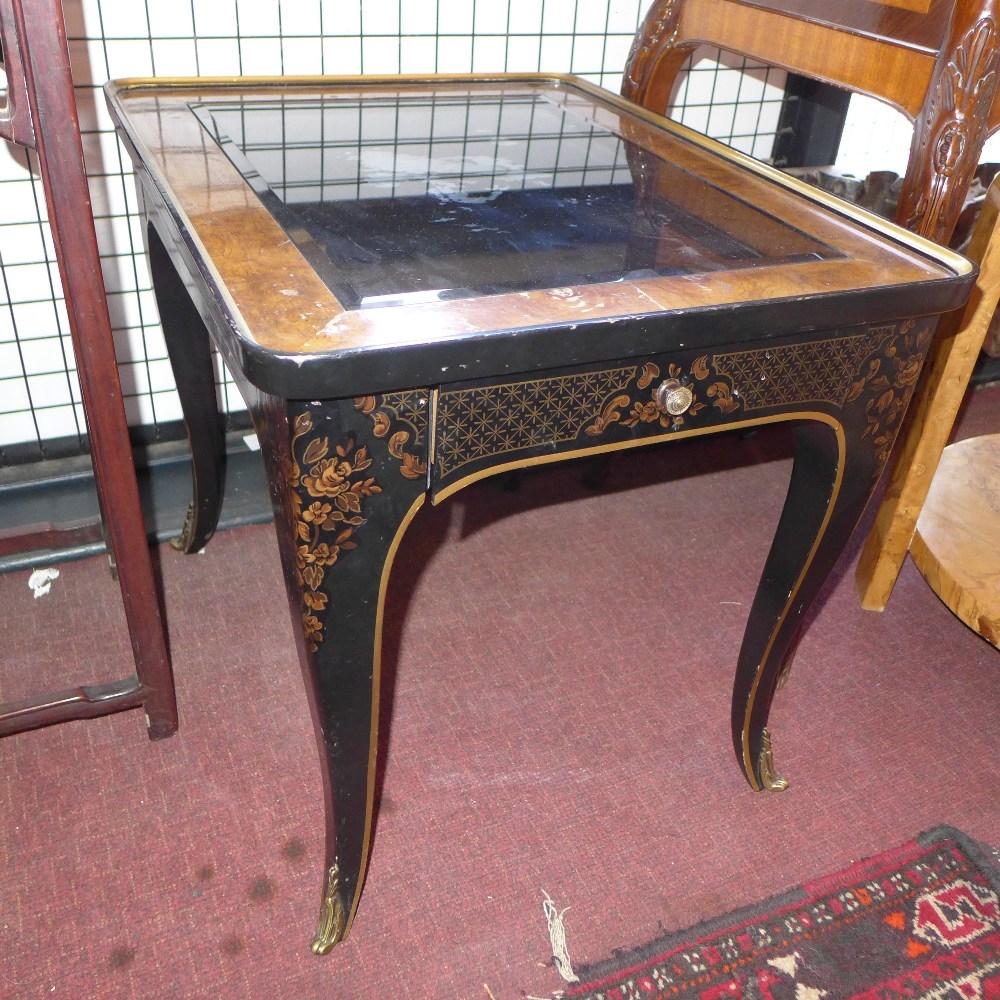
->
[585,358,739,436]
[844,319,932,468]
[354,394,428,480]
[288,411,382,652]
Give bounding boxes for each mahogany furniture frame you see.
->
[0,0,177,738]
[622,0,1000,625]
[107,73,972,951]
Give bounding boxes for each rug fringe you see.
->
[542,890,579,984]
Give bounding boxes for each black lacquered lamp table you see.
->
[106,74,972,952]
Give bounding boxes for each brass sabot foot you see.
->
[170,501,196,552]
[311,863,347,955]
[758,727,789,792]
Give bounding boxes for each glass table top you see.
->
[108,76,968,368]
[193,91,837,310]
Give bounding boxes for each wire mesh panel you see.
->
[0,0,789,465]
[199,91,637,205]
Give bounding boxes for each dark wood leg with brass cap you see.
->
[251,394,429,953]
[734,315,936,789]
[733,418,884,792]
[148,225,225,555]
[313,863,347,954]
[758,728,788,792]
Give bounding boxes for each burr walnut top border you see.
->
[105,74,972,373]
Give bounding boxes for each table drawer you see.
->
[426,318,932,500]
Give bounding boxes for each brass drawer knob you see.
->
[655,378,694,416]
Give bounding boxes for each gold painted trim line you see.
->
[740,418,845,790]
[433,410,840,505]
[341,491,426,941]
[428,388,439,471]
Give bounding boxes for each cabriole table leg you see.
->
[148,225,225,554]
[254,395,429,952]
[733,320,934,790]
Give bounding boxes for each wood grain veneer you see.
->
[107,76,959,366]
[911,433,1000,646]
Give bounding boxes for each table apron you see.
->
[417,319,936,501]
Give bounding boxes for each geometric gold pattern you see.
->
[435,367,639,477]
[714,326,897,410]
[431,320,922,483]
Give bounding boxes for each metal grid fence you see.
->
[198,91,637,203]
[0,0,788,465]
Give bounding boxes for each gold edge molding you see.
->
[341,492,426,943]
[108,71,577,95]
[428,388,439,471]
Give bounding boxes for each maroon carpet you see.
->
[565,827,1000,999]
[0,385,998,998]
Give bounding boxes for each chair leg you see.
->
[89,404,177,736]
[148,225,226,554]
[856,181,1000,610]
[84,327,177,740]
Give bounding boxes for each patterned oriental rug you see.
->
[563,828,1000,999]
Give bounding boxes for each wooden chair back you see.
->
[622,0,1000,620]
[622,0,1000,244]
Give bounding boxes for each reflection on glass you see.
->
[194,91,834,309]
